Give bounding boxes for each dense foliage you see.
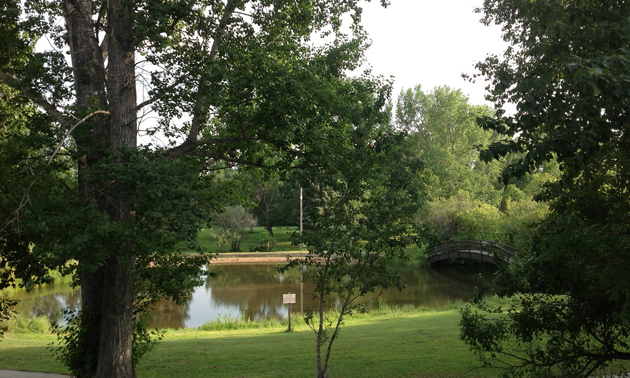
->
[282,99,424,378]
[394,86,558,252]
[211,205,257,251]
[0,0,397,376]
[250,174,300,235]
[460,1,630,377]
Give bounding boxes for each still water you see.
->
[9,263,496,329]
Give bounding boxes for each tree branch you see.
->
[1,110,110,233]
[0,70,71,128]
[167,0,239,158]
[136,97,155,111]
[195,137,261,146]
[185,151,267,168]
[95,0,107,61]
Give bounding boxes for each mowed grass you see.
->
[193,226,302,253]
[0,310,503,378]
[193,226,419,256]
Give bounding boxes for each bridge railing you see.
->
[428,240,518,264]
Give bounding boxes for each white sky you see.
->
[356,0,508,107]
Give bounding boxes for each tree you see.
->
[283,113,424,378]
[395,85,500,203]
[250,175,300,237]
[0,0,394,376]
[212,205,256,252]
[460,1,630,376]
[0,1,65,332]
[395,85,554,251]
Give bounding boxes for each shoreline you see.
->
[211,251,309,265]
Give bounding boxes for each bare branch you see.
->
[195,137,261,146]
[233,11,255,18]
[136,97,155,111]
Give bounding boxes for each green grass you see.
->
[192,226,421,256]
[0,309,505,378]
[192,226,303,253]
[4,313,51,334]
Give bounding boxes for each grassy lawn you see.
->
[0,310,504,378]
[193,226,302,253]
[192,226,419,256]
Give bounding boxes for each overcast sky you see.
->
[356,0,508,107]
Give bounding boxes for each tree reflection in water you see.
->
[4,263,496,329]
[9,284,80,325]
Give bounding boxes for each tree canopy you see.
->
[0,0,395,377]
[460,1,630,377]
[283,111,424,378]
[393,85,556,252]
[395,85,499,202]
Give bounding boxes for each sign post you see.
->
[300,266,304,316]
[299,187,303,249]
[283,293,296,331]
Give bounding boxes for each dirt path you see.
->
[212,252,308,264]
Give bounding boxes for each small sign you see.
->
[283,293,296,304]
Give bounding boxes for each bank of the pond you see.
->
[212,251,308,264]
[0,309,505,378]
[8,263,497,329]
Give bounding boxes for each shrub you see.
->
[253,236,276,252]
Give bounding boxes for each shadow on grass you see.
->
[0,313,502,378]
[140,313,501,378]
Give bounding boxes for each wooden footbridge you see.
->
[426,240,518,266]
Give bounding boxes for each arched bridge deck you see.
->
[426,240,518,266]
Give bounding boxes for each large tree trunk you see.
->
[78,270,104,378]
[95,256,135,378]
[95,0,138,375]
[64,0,138,375]
[63,0,108,376]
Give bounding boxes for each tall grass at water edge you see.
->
[1,295,516,335]
[2,313,51,334]
[192,299,483,332]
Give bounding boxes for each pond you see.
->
[8,263,496,329]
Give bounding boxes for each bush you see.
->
[50,307,163,376]
[0,296,17,338]
[253,236,276,252]
[212,206,257,252]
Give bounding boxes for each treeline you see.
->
[397,86,559,251]
[215,85,560,253]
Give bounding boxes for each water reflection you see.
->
[4,263,495,329]
[9,284,81,325]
